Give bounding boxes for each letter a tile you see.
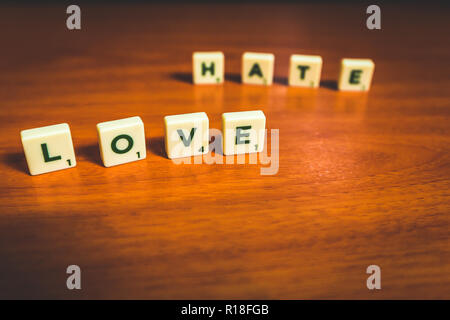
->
[242,52,274,85]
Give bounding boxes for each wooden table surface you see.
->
[0,3,449,299]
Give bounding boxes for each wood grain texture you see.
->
[0,3,449,299]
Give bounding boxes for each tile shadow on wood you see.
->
[170,72,192,84]
[76,144,103,167]
[273,76,288,86]
[320,79,338,91]
[148,136,167,159]
[2,152,28,175]
[225,73,241,84]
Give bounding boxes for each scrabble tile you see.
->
[97,116,146,167]
[338,58,375,91]
[222,110,266,156]
[21,123,76,175]
[192,52,224,84]
[164,112,209,159]
[288,54,322,88]
[242,52,274,85]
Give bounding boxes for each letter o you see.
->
[111,134,134,154]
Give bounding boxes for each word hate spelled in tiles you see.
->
[192,51,375,91]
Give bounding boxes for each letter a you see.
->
[366,265,381,289]
[366,5,381,30]
[248,63,263,78]
[66,265,81,290]
[66,5,81,30]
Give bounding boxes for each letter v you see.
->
[177,128,197,147]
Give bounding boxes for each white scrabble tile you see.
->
[164,112,209,159]
[192,51,224,84]
[21,123,76,175]
[338,58,375,91]
[222,110,266,156]
[288,54,322,88]
[97,116,146,167]
[242,52,274,85]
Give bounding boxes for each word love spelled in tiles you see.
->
[21,111,266,176]
[193,51,375,91]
